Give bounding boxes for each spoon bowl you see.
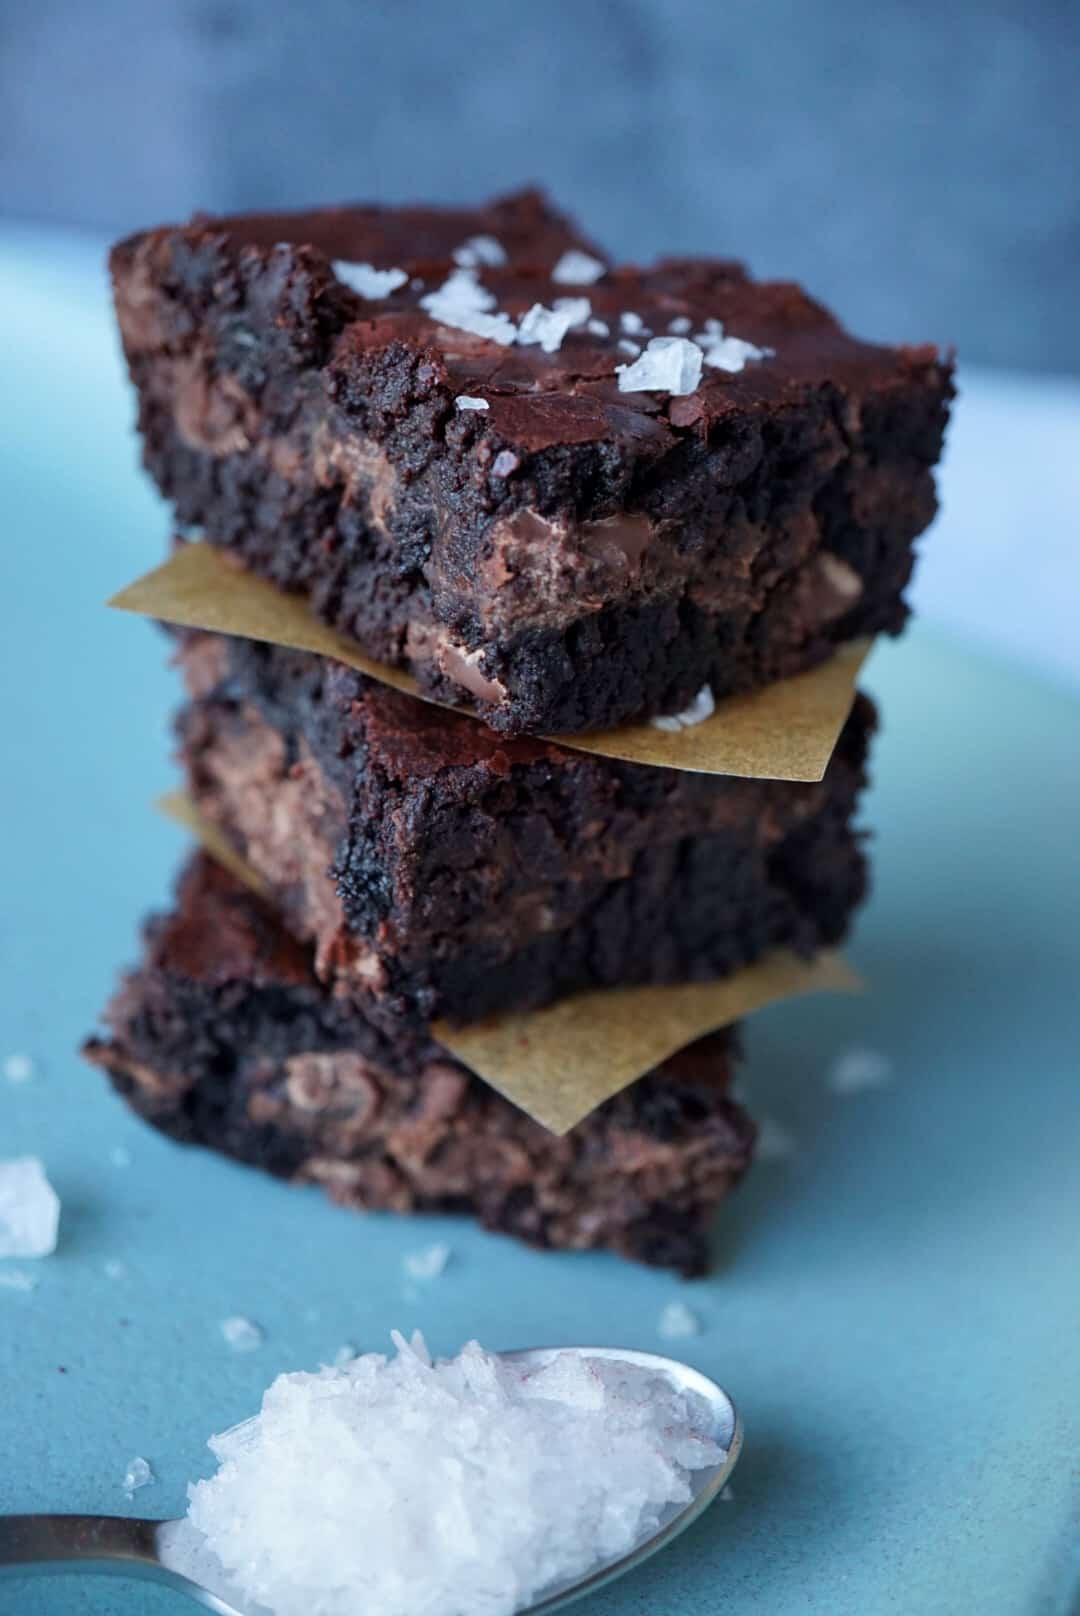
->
[0,1345,741,1616]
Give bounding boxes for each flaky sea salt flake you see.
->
[122,1460,155,1493]
[658,1300,702,1339]
[552,249,607,285]
[620,311,645,334]
[333,261,408,298]
[122,1457,154,1497]
[3,1053,36,1084]
[668,316,692,334]
[221,1315,264,1352]
[516,299,588,354]
[0,1158,60,1258]
[586,317,610,337]
[454,395,489,412]
[420,269,517,346]
[403,1241,451,1281]
[703,335,771,372]
[616,336,703,397]
[695,320,774,373]
[617,337,641,357]
[828,1047,893,1095]
[0,1268,37,1292]
[650,685,715,731]
[453,235,507,268]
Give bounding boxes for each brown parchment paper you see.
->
[433,953,862,1132]
[112,542,871,782]
[156,790,269,896]
[158,791,862,1135]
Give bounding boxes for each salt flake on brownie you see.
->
[650,685,716,731]
[332,262,408,298]
[517,297,591,354]
[551,248,607,285]
[420,268,516,345]
[617,336,703,397]
[452,235,507,268]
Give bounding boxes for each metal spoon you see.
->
[0,1345,741,1615]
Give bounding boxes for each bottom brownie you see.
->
[83,854,756,1274]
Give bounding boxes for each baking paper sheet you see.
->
[159,792,862,1134]
[113,541,871,782]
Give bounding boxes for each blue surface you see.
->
[1,244,1079,1616]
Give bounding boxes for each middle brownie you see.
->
[178,633,873,1027]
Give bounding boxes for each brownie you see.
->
[175,633,874,1028]
[111,187,952,735]
[83,854,755,1274]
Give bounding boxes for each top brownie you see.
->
[111,188,954,736]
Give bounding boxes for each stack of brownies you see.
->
[85,190,952,1273]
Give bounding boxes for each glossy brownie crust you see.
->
[111,190,952,735]
[84,855,756,1274]
[176,634,874,1027]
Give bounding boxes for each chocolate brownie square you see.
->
[176,632,873,1028]
[84,854,755,1274]
[111,189,952,735]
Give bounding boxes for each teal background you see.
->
[1,238,1078,1613]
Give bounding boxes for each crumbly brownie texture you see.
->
[83,854,755,1274]
[112,189,953,736]
[176,633,874,1028]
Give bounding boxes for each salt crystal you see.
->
[617,337,641,357]
[110,1145,132,1168]
[0,1268,37,1293]
[221,1315,264,1352]
[702,335,771,373]
[755,1117,797,1162]
[516,297,589,354]
[454,395,489,412]
[668,316,692,334]
[617,336,703,397]
[420,269,517,346]
[650,685,715,731]
[492,449,520,478]
[694,319,773,373]
[104,1259,127,1280]
[403,1242,451,1281]
[0,1158,60,1258]
[185,1333,722,1616]
[122,1457,154,1497]
[585,317,610,337]
[3,1053,36,1084]
[658,1301,702,1339]
[332,261,408,299]
[552,249,607,286]
[453,234,507,268]
[827,1047,893,1095]
[620,311,645,334]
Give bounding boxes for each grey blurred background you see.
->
[1,0,1077,371]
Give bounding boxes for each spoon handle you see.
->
[0,1513,161,1570]
[0,1514,248,1612]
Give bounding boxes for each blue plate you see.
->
[1,239,1077,1615]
